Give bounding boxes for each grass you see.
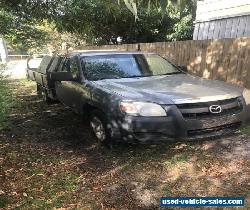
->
[162,152,189,168]
[0,195,10,208]
[0,80,15,129]
[0,75,31,129]
[242,124,250,136]
[17,174,80,209]
[0,64,17,129]
[0,129,83,209]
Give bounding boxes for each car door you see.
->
[66,56,85,112]
[55,57,71,106]
[68,56,93,114]
[76,57,93,115]
[55,56,81,109]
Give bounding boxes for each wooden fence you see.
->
[80,37,250,89]
[8,55,30,61]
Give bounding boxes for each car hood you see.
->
[93,74,243,104]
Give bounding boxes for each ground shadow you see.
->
[1,79,249,210]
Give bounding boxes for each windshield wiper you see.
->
[162,71,184,75]
[95,72,183,80]
[122,75,154,79]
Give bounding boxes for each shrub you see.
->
[0,63,13,129]
[0,63,7,79]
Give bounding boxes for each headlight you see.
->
[119,101,167,117]
[243,88,248,99]
[242,88,249,104]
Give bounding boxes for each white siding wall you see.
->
[194,0,250,40]
[196,0,250,22]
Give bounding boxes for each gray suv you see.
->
[47,51,247,143]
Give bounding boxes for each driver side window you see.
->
[60,58,70,72]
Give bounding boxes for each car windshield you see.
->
[81,54,182,81]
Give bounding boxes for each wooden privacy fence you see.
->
[8,55,30,61]
[79,37,250,89]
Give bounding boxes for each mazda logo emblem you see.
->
[209,105,222,114]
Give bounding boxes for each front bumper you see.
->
[109,104,246,143]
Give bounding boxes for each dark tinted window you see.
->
[81,54,181,81]
[60,58,70,72]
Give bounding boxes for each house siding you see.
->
[194,0,250,40]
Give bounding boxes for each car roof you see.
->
[67,50,155,57]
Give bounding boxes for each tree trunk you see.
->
[0,36,8,63]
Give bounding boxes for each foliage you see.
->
[26,21,84,54]
[120,0,193,19]
[0,8,80,53]
[167,15,193,40]
[0,0,197,51]
[51,0,189,44]
[166,0,197,41]
[0,9,49,53]
[0,63,7,79]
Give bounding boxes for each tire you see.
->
[37,84,42,97]
[89,110,112,145]
[41,88,52,104]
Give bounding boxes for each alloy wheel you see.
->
[90,116,106,142]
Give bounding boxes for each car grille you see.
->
[187,122,241,137]
[176,97,243,119]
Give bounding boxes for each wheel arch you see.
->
[82,102,106,120]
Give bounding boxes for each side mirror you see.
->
[178,66,188,72]
[50,72,76,81]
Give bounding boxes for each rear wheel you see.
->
[89,110,111,145]
[41,88,52,104]
[36,83,42,97]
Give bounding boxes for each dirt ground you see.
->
[0,79,249,210]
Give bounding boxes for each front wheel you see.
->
[89,110,111,145]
